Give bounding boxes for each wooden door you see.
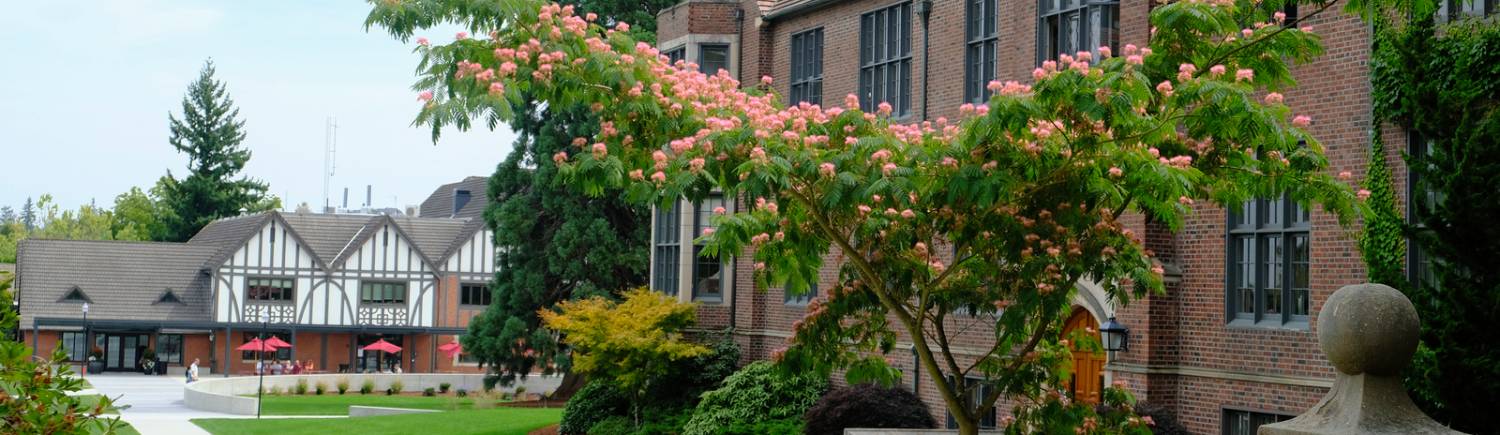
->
[1063,308,1106,404]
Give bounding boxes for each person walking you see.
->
[187,358,200,383]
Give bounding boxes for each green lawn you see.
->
[252,393,503,415]
[191,407,561,435]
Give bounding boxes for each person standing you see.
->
[188,358,200,383]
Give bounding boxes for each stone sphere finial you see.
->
[1317,283,1420,376]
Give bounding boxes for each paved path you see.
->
[85,374,231,435]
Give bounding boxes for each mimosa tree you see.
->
[389,0,1359,432]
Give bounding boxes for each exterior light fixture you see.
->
[1100,316,1129,353]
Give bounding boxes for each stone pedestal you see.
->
[1260,284,1464,435]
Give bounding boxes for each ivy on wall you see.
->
[1356,134,1404,288]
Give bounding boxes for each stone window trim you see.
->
[656,34,739,79]
[859,2,914,119]
[965,0,1000,103]
[1225,196,1312,330]
[691,194,729,303]
[650,195,735,304]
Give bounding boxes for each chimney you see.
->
[342,188,349,209]
[366,185,373,208]
[453,189,472,217]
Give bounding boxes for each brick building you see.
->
[650,0,1402,433]
[16,178,496,378]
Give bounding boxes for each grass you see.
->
[251,393,504,415]
[191,407,562,435]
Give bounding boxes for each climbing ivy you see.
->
[1356,134,1404,288]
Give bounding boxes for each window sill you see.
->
[1226,318,1310,331]
[693,296,724,304]
[458,304,489,310]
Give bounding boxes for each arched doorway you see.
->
[1063,307,1106,404]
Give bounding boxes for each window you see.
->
[1227,196,1310,325]
[246,278,295,302]
[1407,135,1439,289]
[242,332,291,361]
[458,352,481,365]
[60,332,89,362]
[1222,409,1291,435]
[60,287,91,303]
[966,0,999,103]
[790,28,825,106]
[698,44,730,75]
[946,377,999,430]
[157,334,183,364]
[360,282,407,304]
[693,195,727,302]
[859,3,913,117]
[665,46,686,65]
[460,283,492,306]
[652,203,682,296]
[1037,0,1119,64]
[784,282,819,306]
[1438,0,1496,21]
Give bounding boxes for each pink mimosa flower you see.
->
[416,37,430,46]
[418,90,434,102]
[1293,115,1312,127]
[1338,171,1353,180]
[455,31,468,40]
[651,171,667,183]
[1109,167,1123,178]
[1236,68,1254,81]
[1209,65,1227,76]
[1357,189,1372,200]
[1265,92,1284,104]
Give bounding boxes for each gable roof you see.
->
[188,213,272,267]
[419,176,489,218]
[16,239,218,325]
[389,216,476,265]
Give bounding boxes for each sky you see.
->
[0,0,517,213]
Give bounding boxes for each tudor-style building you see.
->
[16,178,495,376]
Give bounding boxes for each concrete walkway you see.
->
[85,374,233,435]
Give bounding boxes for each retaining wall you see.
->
[184,373,561,415]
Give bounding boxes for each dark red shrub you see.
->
[804,383,935,435]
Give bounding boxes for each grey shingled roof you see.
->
[16,239,218,326]
[419,176,489,219]
[278,213,383,267]
[389,216,475,264]
[188,213,272,267]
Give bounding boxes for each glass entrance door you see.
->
[102,333,149,371]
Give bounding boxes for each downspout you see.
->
[917,0,933,121]
[912,344,921,393]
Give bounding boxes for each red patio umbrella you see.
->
[235,338,272,352]
[362,339,402,353]
[438,340,463,358]
[263,336,292,349]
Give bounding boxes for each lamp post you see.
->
[81,303,89,378]
[256,312,268,419]
[1099,316,1130,357]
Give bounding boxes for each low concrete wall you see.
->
[348,405,440,417]
[184,373,561,415]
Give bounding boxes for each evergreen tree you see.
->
[365,0,666,390]
[156,60,276,242]
[0,207,15,226]
[20,197,34,232]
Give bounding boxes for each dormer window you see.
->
[156,288,184,305]
[59,286,91,303]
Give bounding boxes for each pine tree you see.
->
[156,60,276,241]
[20,198,34,232]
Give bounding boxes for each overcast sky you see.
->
[0,1,517,213]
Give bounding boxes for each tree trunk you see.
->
[550,370,586,401]
[953,415,980,435]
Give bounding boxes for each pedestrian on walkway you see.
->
[188,358,200,383]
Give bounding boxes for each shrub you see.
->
[804,383,935,435]
[439,382,451,393]
[360,379,374,395]
[294,379,309,395]
[1128,401,1190,435]
[585,416,634,435]
[721,419,803,435]
[269,385,282,396]
[514,385,526,398]
[455,389,468,397]
[560,381,630,435]
[336,378,350,395]
[423,387,436,397]
[681,361,828,435]
[385,388,395,396]
[314,381,327,395]
[483,374,500,392]
[390,380,404,394]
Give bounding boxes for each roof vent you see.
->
[155,288,184,305]
[59,286,92,303]
[453,189,472,217]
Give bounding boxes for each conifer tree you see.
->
[20,197,34,232]
[156,60,276,242]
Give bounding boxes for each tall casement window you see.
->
[693,194,727,302]
[60,331,89,362]
[966,0,999,103]
[157,334,183,364]
[699,44,730,75]
[790,28,825,106]
[859,2,913,117]
[1223,409,1292,435]
[665,46,686,65]
[460,283,492,306]
[1438,0,1496,21]
[1407,135,1439,289]
[653,204,682,296]
[1037,0,1119,64]
[945,377,999,430]
[784,282,819,306]
[246,278,294,302]
[360,282,408,304]
[1227,197,1311,325]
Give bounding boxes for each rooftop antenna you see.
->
[322,117,339,212]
